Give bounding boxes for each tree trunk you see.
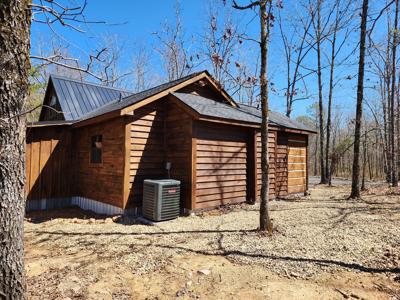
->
[384,28,392,183]
[350,0,368,199]
[398,70,400,181]
[0,1,31,299]
[259,0,272,233]
[314,123,318,175]
[390,0,399,187]
[325,7,339,185]
[361,126,367,191]
[316,0,327,184]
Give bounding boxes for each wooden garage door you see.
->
[195,123,248,209]
[287,135,307,194]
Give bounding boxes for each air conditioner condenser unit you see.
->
[142,179,181,221]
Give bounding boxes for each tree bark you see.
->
[390,0,399,187]
[0,1,31,299]
[350,0,368,199]
[259,0,272,232]
[316,0,327,184]
[361,126,367,191]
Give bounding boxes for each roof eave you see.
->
[27,120,75,128]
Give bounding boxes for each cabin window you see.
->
[90,135,103,164]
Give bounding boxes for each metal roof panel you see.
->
[49,74,134,121]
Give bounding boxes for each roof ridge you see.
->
[49,73,134,94]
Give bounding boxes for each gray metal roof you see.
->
[50,74,133,120]
[173,92,316,133]
[78,72,205,121]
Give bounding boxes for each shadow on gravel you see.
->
[142,243,400,275]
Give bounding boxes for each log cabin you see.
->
[25,70,316,215]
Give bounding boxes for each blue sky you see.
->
[30,0,386,119]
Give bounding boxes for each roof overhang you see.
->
[168,94,317,133]
[168,94,259,128]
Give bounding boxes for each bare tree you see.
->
[349,0,369,199]
[277,3,315,117]
[94,35,133,88]
[233,0,275,232]
[314,0,328,183]
[325,0,354,184]
[203,3,239,88]
[131,45,156,92]
[153,1,196,81]
[389,0,399,186]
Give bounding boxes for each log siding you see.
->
[73,117,125,208]
[256,131,277,199]
[194,122,248,209]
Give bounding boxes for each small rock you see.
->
[112,215,121,222]
[104,218,113,224]
[88,218,96,224]
[186,281,192,287]
[176,288,187,297]
[197,269,211,276]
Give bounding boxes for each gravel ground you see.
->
[25,184,400,298]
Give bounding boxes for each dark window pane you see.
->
[90,135,102,164]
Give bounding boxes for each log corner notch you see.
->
[247,129,258,204]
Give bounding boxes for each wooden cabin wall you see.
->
[126,99,193,209]
[126,102,166,208]
[73,117,125,208]
[194,121,248,209]
[287,133,307,193]
[274,132,308,197]
[25,126,72,201]
[164,101,193,210]
[256,131,277,199]
[276,132,289,196]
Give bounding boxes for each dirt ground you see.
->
[25,183,400,300]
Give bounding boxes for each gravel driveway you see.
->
[25,184,400,299]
